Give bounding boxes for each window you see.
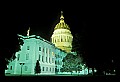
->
[26,53,29,60]
[55,39,56,43]
[25,66,28,71]
[46,57,47,63]
[65,38,66,42]
[55,61,57,64]
[42,56,44,62]
[43,67,44,71]
[17,54,20,61]
[39,47,41,51]
[38,54,41,61]
[50,67,51,71]
[49,57,51,63]
[10,66,12,70]
[61,38,63,42]
[27,46,30,50]
[52,58,54,63]
[46,48,47,54]
[43,48,44,52]
[52,68,54,72]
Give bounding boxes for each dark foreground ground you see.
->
[1,75,119,81]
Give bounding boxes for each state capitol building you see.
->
[5,11,74,75]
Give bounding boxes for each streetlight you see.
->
[19,63,25,76]
[83,64,86,75]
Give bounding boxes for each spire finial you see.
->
[27,27,30,36]
[60,11,64,23]
[60,11,64,20]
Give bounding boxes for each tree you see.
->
[61,53,83,75]
[0,12,24,76]
[0,32,23,77]
[70,13,119,76]
[77,62,83,75]
[34,60,41,75]
[76,18,119,76]
[72,33,83,55]
[0,33,23,76]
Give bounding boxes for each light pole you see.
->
[83,64,86,75]
[19,63,25,76]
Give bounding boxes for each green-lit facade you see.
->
[5,11,88,76]
[5,34,67,75]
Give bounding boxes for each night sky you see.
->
[1,2,118,43]
[0,2,119,78]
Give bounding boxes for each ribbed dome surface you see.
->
[54,11,70,30]
[54,22,70,30]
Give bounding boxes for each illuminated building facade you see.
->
[5,34,67,75]
[5,11,73,75]
[51,11,73,53]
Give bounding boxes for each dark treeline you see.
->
[0,11,23,77]
[72,12,119,75]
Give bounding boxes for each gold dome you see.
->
[54,11,70,30]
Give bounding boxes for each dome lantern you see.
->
[54,11,70,30]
